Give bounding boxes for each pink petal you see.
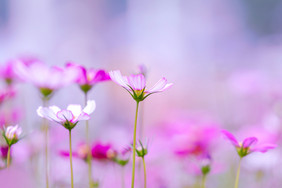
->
[56,110,74,122]
[126,74,146,90]
[92,69,110,83]
[242,137,258,148]
[59,150,79,158]
[76,112,90,121]
[13,60,31,82]
[251,144,277,153]
[221,130,240,147]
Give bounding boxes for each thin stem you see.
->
[142,157,147,188]
[131,101,140,188]
[43,98,49,188]
[69,130,74,188]
[201,174,207,188]
[85,92,93,188]
[7,145,11,167]
[234,157,242,188]
[121,166,125,188]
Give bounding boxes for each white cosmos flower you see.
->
[37,100,96,129]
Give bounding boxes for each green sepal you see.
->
[63,120,78,130]
[136,140,148,158]
[237,147,249,158]
[2,132,19,147]
[80,84,92,94]
[40,88,53,99]
[201,165,211,175]
[113,157,129,167]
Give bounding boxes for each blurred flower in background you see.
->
[1,0,282,187]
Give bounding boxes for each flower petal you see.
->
[83,100,96,115]
[92,69,110,83]
[12,61,27,81]
[57,110,74,122]
[251,144,277,153]
[146,77,173,93]
[221,130,240,147]
[67,104,82,118]
[242,137,258,148]
[126,74,146,90]
[37,106,61,122]
[76,112,90,121]
[109,70,130,90]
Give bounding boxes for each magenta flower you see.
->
[2,125,22,146]
[91,142,117,160]
[0,145,8,159]
[14,61,77,98]
[221,130,276,158]
[66,63,110,93]
[109,70,173,102]
[37,100,96,130]
[0,60,19,85]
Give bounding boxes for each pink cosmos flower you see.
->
[166,120,220,159]
[91,142,117,160]
[36,100,96,130]
[0,60,19,85]
[109,70,173,102]
[66,63,110,93]
[60,142,117,161]
[2,125,22,146]
[14,61,78,97]
[221,130,276,157]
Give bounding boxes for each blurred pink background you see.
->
[1,0,282,187]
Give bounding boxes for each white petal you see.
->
[146,77,173,93]
[49,106,61,113]
[83,100,96,115]
[37,106,61,122]
[13,60,31,81]
[67,104,82,118]
[109,70,130,90]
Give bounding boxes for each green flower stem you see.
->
[201,174,207,188]
[234,157,242,188]
[69,130,74,188]
[131,101,140,188]
[142,157,147,188]
[43,98,50,188]
[7,145,11,167]
[85,92,93,188]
